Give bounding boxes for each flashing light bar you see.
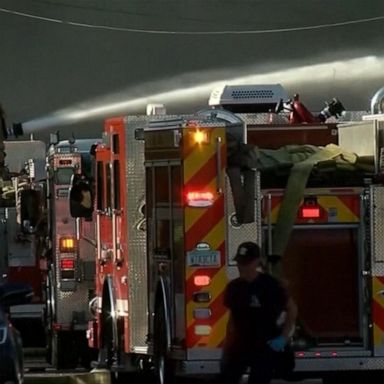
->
[186,191,214,207]
[59,236,76,253]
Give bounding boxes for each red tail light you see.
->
[60,258,75,270]
[186,191,214,207]
[299,197,321,219]
[300,206,321,219]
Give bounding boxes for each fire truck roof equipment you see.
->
[208,84,288,113]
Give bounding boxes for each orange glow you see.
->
[194,275,211,286]
[59,236,76,253]
[193,130,209,144]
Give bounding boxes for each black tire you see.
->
[99,305,115,368]
[153,300,174,384]
[44,270,54,365]
[3,361,23,384]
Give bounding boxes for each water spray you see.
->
[16,55,384,135]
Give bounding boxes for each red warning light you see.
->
[186,191,214,207]
[194,275,211,286]
[300,206,321,219]
[60,258,75,270]
[299,197,321,219]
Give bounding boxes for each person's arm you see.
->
[281,297,297,340]
[267,285,297,352]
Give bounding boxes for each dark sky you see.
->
[1,0,384,141]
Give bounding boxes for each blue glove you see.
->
[267,335,287,352]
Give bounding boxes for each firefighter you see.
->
[220,241,297,384]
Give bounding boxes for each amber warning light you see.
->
[186,191,214,207]
[193,130,209,144]
[59,236,76,253]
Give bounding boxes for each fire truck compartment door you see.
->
[280,225,365,345]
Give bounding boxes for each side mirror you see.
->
[0,283,33,308]
[69,181,93,218]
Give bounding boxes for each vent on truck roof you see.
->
[209,84,288,113]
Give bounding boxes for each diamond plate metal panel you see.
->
[295,356,384,372]
[55,285,92,325]
[124,116,150,350]
[54,196,93,325]
[225,171,262,266]
[237,110,367,126]
[370,185,384,273]
[236,113,288,125]
[52,155,95,325]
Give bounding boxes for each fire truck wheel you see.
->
[153,300,174,384]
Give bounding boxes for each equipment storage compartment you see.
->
[261,187,367,350]
[282,227,360,345]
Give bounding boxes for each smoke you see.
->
[22,55,384,134]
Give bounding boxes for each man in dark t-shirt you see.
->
[220,242,297,384]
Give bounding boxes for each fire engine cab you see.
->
[72,84,384,384]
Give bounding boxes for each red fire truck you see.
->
[44,137,100,369]
[1,135,99,368]
[1,139,47,348]
[71,85,384,384]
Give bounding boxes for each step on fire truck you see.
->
[71,84,384,384]
[0,132,99,369]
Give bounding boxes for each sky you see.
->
[1,0,384,141]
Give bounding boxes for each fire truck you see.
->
[0,132,98,369]
[44,136,99,368]
[71,84,384,383]
[0,139,47,348]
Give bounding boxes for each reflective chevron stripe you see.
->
[183,126,228,349]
